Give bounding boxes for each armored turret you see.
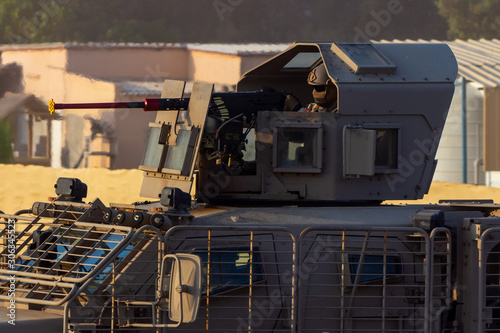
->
[136,42,457,203]
[50,42,457,204]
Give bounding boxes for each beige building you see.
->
[0,43,287,169]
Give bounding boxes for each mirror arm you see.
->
[176,284,187,293]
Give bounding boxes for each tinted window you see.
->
[283,52,321,69]
[348,254,402,283]
[195,247,264,295]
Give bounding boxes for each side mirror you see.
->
[159,253,202,325]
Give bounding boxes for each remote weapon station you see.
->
[2,42,499,333]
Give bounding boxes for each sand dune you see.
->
[1,163,500,214]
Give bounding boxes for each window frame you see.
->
[272,122,323,174]
[12,113,52,166]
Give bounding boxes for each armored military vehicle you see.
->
[1,41,497,333]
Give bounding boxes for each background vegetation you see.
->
[436,0,500,39]
[0,0,495,44]
[0,119,12,164]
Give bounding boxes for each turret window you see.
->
[273,124,323,173]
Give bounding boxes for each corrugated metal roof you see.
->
[0,42,288,55]
[0,42,186,51]
[186,43,289,55]
[448,39,500,88]
[386,39,500,88]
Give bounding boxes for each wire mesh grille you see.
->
[163,226,296,332]
[65,226,162,332]
[430,228,452,333]
[298,226,445,333]
[0,212,134,306]
[480,227,500,332]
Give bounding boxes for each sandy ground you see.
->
[384,181,500,205]
[1,163,500,214]
[0,164,144,214]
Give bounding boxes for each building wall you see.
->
[483,87,500,171]
[240,54,276,77]
[188,50,242,86]
[66,46,189,81]
[484,88,500,187]
[1,46,68,167]
[434,79,484,185]
[61,73,117,168]
[1,46,67,102]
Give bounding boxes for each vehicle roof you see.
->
[190,204,441,228]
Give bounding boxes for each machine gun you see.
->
[50,87,301,199]
[49,88,299,120]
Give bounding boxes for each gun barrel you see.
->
[49,98,189,114]
[54,101,145,109]
[49,90,286,117]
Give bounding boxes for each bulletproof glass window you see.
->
[348,254,402,284]
[140,123,166,172]
[195,247,264,295]
[273,125,322,173]
[163,128,199,176]
[283,52,321,70]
